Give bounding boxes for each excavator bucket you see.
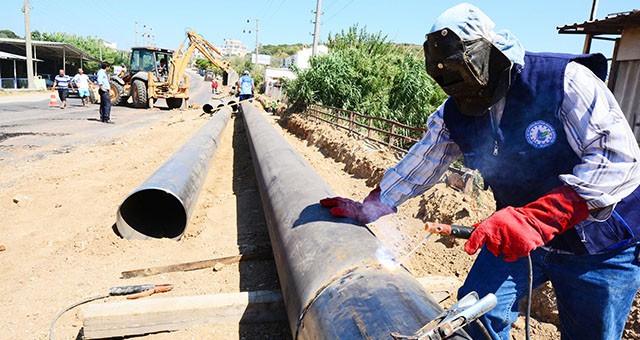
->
[223,70,239,87]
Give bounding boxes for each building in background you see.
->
[99,39,117,49]
[251,53,271,65]
[222,39,247,56]
[0,38,95,89]
[558,9,640,141]
[263,67,296,100]
[284,45,328,70]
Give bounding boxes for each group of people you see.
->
[51,61,113,123]
[51,68,91,109]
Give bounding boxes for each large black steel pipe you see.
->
[241,103,468,339]
[116,107,232,240]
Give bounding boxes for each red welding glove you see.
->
[465,186,589,262]
[320,187,396,224]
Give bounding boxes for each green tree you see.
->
[195,58,213,70]
[0,29,20,39]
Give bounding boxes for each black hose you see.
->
[474,319,493,340]
[525,255,533,340]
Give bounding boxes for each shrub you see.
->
[283,25,447,128]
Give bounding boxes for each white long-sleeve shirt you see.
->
[380,62,640,220]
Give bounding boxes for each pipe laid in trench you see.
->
[241,103,469,339]
[116,107,232,240]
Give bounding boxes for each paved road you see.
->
[0,70,214,162]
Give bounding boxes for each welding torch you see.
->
[424,222,475,239]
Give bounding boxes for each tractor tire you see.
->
[109,80,124,106]
[166,98,183,110]
[131,79,148,108]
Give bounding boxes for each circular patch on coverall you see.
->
[525,120,557,148]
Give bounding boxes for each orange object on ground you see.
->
[49,93,58,107]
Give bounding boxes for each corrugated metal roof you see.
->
[0,51,43,61]
[0,38,95,60]
[558,9,640,35]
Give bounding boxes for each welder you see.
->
[320,3,640,339]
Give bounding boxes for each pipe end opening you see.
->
[117,189,187,239]
[228,101,238,112]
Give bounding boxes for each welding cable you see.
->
[525,255,533,340]
[49,294,110,340]
[474,319,493,340]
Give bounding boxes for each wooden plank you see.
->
[83,275,461,339]
[83,290,286,339]
[121,251,273,279]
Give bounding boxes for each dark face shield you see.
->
[424,28,513,116]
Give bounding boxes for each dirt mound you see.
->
[287,113,398,186]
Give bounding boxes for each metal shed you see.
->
[0,51,43,89]
[0,38,96,89]
[558,10,640,141]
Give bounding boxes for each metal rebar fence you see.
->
[303,104,426,153]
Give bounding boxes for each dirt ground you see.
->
[0,104,288,339]
[1,94,637,340]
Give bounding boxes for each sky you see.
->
[1,0,636,58]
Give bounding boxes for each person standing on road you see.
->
[320,3,640,339]
[236,70,255,102]
[72,68,91,107]
[211,78,219,94]
[52,69,74,109]
[96,62,113,124]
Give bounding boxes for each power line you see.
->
[263,0,287,26]
[259,0,276,21]
[323,0,355,24]
[323,0,339,12]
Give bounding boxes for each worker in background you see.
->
[237,70,255,102]
[158,58,168,81]
[96,61,113,124]
[211,77,219,94]
[320,3,640,339]
[72,68,91,107]
[116,63,127,78]
[52,69,74,109]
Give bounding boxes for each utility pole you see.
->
[582,0,599,53]
[23,0,35,89]
[312,0,323,56]
[245,18,259,64]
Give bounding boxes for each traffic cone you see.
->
[49,92,58,107]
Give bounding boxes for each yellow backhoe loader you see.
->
[109,30,238,109]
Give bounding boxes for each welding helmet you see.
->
[424,28,513,116]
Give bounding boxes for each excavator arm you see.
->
[167,30,239,93]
